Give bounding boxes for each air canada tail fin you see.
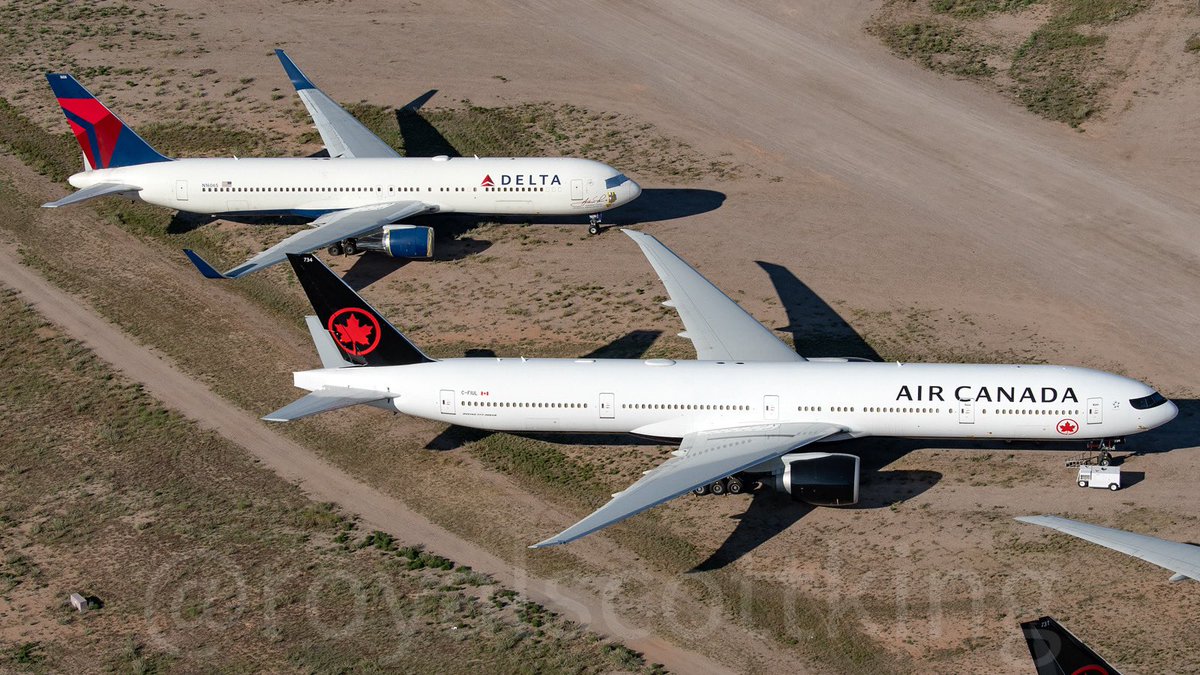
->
[45,73,170,170]
[1021,616,1121,675]
[286,253,433,367]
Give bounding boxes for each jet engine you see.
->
[359,224,434,258]
[772,452,860,506]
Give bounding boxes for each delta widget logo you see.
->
[328,308,381,356]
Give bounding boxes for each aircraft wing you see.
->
[624,230,804,362]
[1017,515,1200,582]
[532,422,841,547]
[276,49,401,159]
[184,200,432,279]
[263,386,389,422]
[42,182,140,208]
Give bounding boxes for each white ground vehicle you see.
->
[1077,465,1121,491]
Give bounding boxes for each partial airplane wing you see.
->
[42,182,140,208]
[532,422,841,547]
[263,386,389,422]
[276,49,401,159]
[624,230,804,362]
[184,200,432,279]
[1021,616,1121,675]
[1017,515,1200,583]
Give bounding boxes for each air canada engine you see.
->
[772,452,860,506]
[374,224,434,258]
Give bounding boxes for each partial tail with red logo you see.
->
[286,252,432,368]
[1021,616,1121,675]
[45,73,170,171]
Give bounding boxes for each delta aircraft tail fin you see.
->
[45,73,170,170]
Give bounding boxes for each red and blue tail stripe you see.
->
[45,73,170,170]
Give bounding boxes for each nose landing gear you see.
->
[1086,438,1123,466]
[588,213,604,236]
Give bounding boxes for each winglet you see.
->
[183,249,230,280]
[275,49,315,91]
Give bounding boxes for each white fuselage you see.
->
[69,156,640,218]
[296,359,1178,443]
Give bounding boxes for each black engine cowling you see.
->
[772,452,860,506]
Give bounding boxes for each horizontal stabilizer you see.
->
[42,182,140,208]
[262,386,388,422]
[306,315,352,368]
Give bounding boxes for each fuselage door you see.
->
[1087,397,1102,424]
[763,395,779,421]
[175,179,188,201]
[570,178,584,201]
[599,392,615,419]
[439,389,456,415]
[958,400,975,424]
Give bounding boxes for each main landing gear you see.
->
[588,213,604,236]
[692,475,758,496]
[327,238,358,256]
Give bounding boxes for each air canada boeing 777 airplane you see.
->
[267,231,1177,547]
[42,50,640,279]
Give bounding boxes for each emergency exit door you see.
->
[1087,397,1102,424]
[570,178,584,200]
[439,389,456,415]
[175,179,188,201]
[763,395,779,421]
[958,400,975,424]
[599,393,615,419]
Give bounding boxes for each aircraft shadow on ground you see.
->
[756,261,881,361]
[692,437,941,571]
[339,236,492,291]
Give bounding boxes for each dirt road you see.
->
[0,245,733,675]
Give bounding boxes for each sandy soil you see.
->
[0,240,733,675]
[4,0,1200,672]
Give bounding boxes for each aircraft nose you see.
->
[1162,399,1180,425]
[626,178,642,203]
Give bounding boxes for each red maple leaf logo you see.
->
[1057,419,1078,435]
[481,174,494,187]
[327,308,381,356]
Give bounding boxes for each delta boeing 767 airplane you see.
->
[42,50,640,279]
[267,231,1177,547]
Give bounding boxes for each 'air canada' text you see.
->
[896,385,1079,403]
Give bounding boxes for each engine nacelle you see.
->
[772,452,860,506]
[380,224,434,258]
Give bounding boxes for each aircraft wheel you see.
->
[328,243,344,256]
[1099,454,1111,467]
[1077,480,1088,488]
[344,239,359,255]
[709,480,726,496]
[1108,483,1120,491]
[693,485,709,497]
[726,476,744,494]
[588,224,601,236]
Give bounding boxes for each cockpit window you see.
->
[1129,392,1168,410]
[604,173,629,189]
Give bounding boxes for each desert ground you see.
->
[1,0,1198,673]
